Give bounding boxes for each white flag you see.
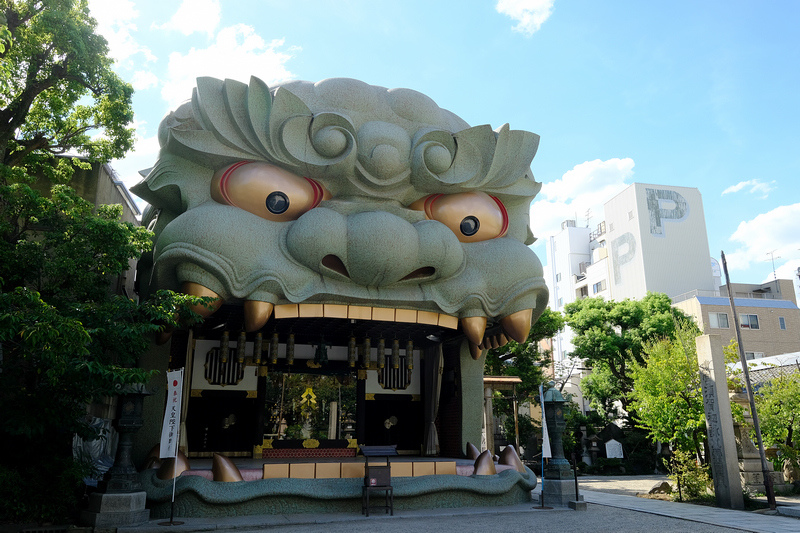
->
[540,384,552,459]
[160,368,184,459]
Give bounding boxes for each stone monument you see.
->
[696,334,744,510]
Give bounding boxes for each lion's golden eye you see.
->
[409,192,508,243]
[211,162,330,222]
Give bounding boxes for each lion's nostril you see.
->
[321,254,350,278]
[400,267,436,281]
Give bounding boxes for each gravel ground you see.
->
[229,505,737,533]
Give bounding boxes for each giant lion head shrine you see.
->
[132,75,548,517]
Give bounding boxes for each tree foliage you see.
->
[564,292,691,419]
[754,371,800,471]
[0,0,134,184]
[485,307,564,401]
[0,1,195,522]
[628,324,706,458]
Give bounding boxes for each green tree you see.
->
[628,325,706,460]
[485,308,564,449]
[754,371,800,471]
[0,0,133,184]
[485,307,564,401]
[564,292,690,420]
[0,0,198,522]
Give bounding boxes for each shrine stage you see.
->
[139,455,538,518]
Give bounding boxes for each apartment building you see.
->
[673,279,800,359]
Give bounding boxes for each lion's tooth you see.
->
[461,316,487,345]
[244,300,273,332]
[498,333,510,347]
[468,342,483,360]
[500,309,533,343]
[181,282,223,317]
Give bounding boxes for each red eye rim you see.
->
[489,195,509,237]
[218,161,252,207]
[306,177,325,209]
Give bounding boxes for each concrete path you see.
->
[119,475,800,533]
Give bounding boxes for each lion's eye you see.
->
[409,192,508,242]
[266,192,290,214]
[211,162,329,222]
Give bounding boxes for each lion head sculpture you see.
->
[132,76,548,359]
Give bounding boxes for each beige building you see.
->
[673,279,800,359]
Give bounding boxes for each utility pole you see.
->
[722,251,776,510]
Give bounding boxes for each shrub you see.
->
[667,449,711,501]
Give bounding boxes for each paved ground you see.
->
[120,475,800,533]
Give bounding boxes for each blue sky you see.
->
[88,0,800,289]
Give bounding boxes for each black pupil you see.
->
[460,216,479,236]
[266,192,289,214]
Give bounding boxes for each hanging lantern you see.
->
[377,338,385,369]
[253,332,263,365]
[361,337,371,368]
[237,331,246,364]
[348,336,357,367]
[314,336,329,365]
[286,333,295,365]
[270,332,279,365]
[406,340,414,370]
[220,330,230,363]
[391,339,400,369]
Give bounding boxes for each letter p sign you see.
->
[646,188,688,236]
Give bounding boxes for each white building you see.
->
[547,183,717,366]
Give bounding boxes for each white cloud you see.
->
[153,0,221,38]
[109,126,161,194]
[160,25,297,109]
[496,0,554,36]
[724,203,800,273]
[131,71,159,91]
[87,0,156,65]
[721,179,775,199]
[529,158,634,240]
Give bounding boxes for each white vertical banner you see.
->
[160,368,184,459]
[540,384,552,459]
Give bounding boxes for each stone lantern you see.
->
[81,384,152,527]
[540,383,583,508]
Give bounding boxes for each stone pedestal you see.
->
[540,479,583,507]
[80,491,150,527]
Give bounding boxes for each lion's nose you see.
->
[285,208,464,287]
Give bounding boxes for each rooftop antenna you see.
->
[766,249,780,295]
[584,208,592,228]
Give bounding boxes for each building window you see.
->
[708,312,729,329]
[740,314,759,330]
[592,280,606,294]
[628,211,634,220]
[577,286,589,298]
[779,317,786,330]
[556,273,561,282]
[558,297,563,307]
[745,351,765,361]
